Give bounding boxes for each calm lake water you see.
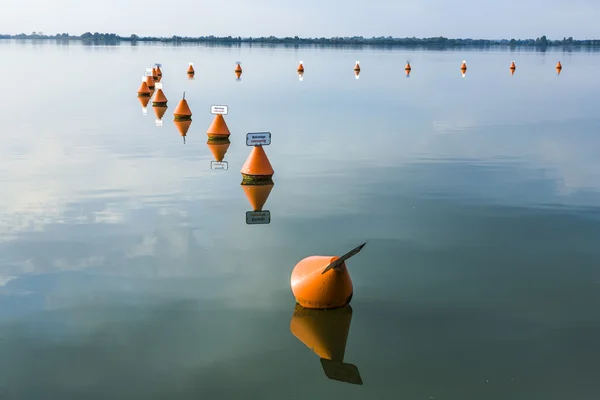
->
[1,40,600,399]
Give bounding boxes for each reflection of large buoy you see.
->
[138,95,150,114]
[173,92,192,121]
[153,104,167,120]
[207,140,230,162]
[174,120,191,144]
[291,243,366,310]
[235,70,242,81]
[297,61,304,73]
[298,71,304,81]
[206,114,231,140]
[241,146,274,185]
[242,183,274,211]
[290,304,363,385]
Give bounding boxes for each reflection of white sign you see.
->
[246,132,271,146]
[210,105,228,115]
[246,211,271,224]
[211,161,228,170]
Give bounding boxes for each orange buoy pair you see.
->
[291,242,366,310]
[290,303,363,385]
[173,92,192,121]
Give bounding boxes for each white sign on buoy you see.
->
[211,161,229,170]
[246,132,271,146]
[246,211,270,224]
[210,105,228,115]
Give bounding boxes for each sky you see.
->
[1,0,599,39]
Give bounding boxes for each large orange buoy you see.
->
[152,84,168,107]
[297,61,304,73]
[242,183,274,211]
[290,303,363,385]
[145,75,155,90]
[353,61,360,72]
[187,62,195,75]
[291,243,366,310]
[174,119,191,144]
[137,80,151,97]
[206,114,231,139]
[173,92,192,121]
[207,140,230,162]
[241,145,274,184]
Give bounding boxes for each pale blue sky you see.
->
[1,0,598,39]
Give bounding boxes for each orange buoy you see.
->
[461,60,467,71]
[291,243,366,310]
[206,114,231,139]
[298,61,304,73]
[353,61,360,72]
[155,65,162,77]
[207,140,230,162]
[234,63,242,73]
[556,61,562,74]
[174,119,191,144]
[405,62,411,72]
[187,62,195,75]
[241,145,274,184]
[152,84,168,107]
[290,303,363,385]
[153,104,167,120]
[145,75,155,90]
[510,61,516,70]
[152,67,158,81]
[173,92,192,121]
[137,80,151,97]
[242,183,274,211]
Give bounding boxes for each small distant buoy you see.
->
[242,183,274,211]
[460,60,467,71]
[156,65,162,77]
[241,146,274,185]
[235,63,242,73]
[174,120,191,144]
[510,61,516,70]
[137,80,151,97]
[152,84,168,107]
[298,61,304,73]
[556,61,562,74]
[152,67,159,81]
[173,92,192,121]
[405,62,411,72]
[291,243,366,310]
[290,303,363,385]
[145,75,155,90]
[353,61,360,72]
[153,104,167,120]
[206,114,231,140]
[187,62,195,76]
[207,139,231,163]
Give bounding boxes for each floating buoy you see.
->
[405,62,411,72]
[137,80,151,97]
[460,60,467,77]
[510,61,516,70]
[556,61,562,74]
[235,63,242,73]
[297,61,304,73]
[241,146,274,185]
[290,303,363,385]
[291,243,366,310]
[242,183,274,211]
[207,139,230,162]
[174,119,191,144]
[353,61,360,72]
[152,83,168,107]
[145,75,155,90]
[155,65,162,77]
[187,62,195,76]
[152,67,159,81]
[173,92,192,121]
[138,95,150,114]
[206,114,231,140]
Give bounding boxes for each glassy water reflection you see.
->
[1,40,600,399]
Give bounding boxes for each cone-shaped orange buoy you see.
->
[556,61,562,70]
[152,84,168,107]
[298,61,304,73]
[156,65,162,77]
[291,243,366,310]
[153,104,167,120]
[405,62,411,72]
[145,75,155,90]
[234,63,242,73]
[207,140,230,162]
[242,183,274,211]
[206,114,231,139]
[187,63,195,75]
[241,146,274,184]
[173,92,192,121]
[174,119,191,144]
[137,80,151,97]
[152,67,158,81]
[510,61,516,70]
[353,61,360,72]
[461,60,467,71]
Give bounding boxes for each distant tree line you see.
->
[1,32,599,48]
